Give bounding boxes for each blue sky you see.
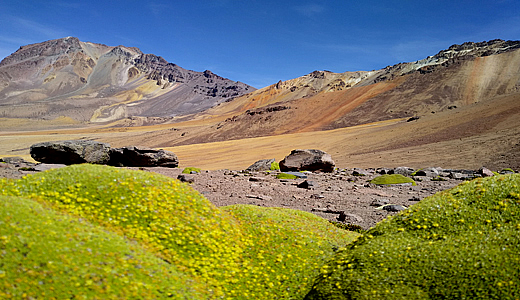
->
[1,1,519,88]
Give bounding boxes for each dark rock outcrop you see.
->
[279,149,335,173]
[108,146,178,168]
[30,140,111,165]
[30,141,178,168]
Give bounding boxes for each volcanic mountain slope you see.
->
[149,39,519,145]
[0,37,254,126]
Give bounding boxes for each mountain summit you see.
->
[0,37,254,124]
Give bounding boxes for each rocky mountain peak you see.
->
[0,37,82,67]
[435,39,520,59]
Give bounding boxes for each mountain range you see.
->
[0,37,254,124]
[0,37,519,170]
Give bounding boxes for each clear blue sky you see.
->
[1,0,519,88]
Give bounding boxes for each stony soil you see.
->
[2,160,471,230]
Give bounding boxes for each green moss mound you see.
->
[221,205,360,299]
[270,161,280,171]
[370,174,416,186]
[276,172,298,179]
[0,165,363,299]
[182,167,201,174]
[0,195,206,299]
[306,174,520,299]
[0,164,243,297]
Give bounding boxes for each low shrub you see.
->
[370,174,416,186]
[182,167,201,174]
[276,173,298,179]
[306,174,520,299]
[0,195,206,299]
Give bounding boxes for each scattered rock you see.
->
[177,174,195,183]
[246,158,275,172]
[30,140,111,165]
[370,199,390,207]
[249,176,267,182]
[381,204,407,212]
[390,167,415,176]
[283,171,308,178]
[246,194,273,201]
[409,196,421,202]
[279,149,335,173]
[298,180,319,189]
[352,168,369,176]
[414,167,441,177]
[478,167,495,177]
[109,146,178,168]
[338,212,364,223]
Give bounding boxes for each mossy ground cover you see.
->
[0,164,359,299]
[0,164,244,298]
[222,205,360,299]
[276,173,298,179]
[306,174,520,299]
[0,195,206,299]
[370,174,416,186]
[182,167,201,174]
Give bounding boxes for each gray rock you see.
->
[249,176,267,182]
[370,198,390,207]
[478,167,495,177]
[338,212,364,223]
[298,180,319,189]
[382,204,407,212]
[246,194,273,201]
[390,167,415,176]
[246,158,275,172]
[177,174,194,183]
[279,149,335,173]
[30,140,111,165]
[283,171,308,178]
[109,146,178,168]
[414,167,440,177]
[352,168,369,176]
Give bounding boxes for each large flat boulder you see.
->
[30,140,111,165]
[279,149,335,173]
[108,146,179,168]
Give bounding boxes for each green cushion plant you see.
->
[370,174,416,186]
[305,174,520,299]
[276,172,298,179]
[0,164,360,299]
[222,205,360,299]
[0,195,207,299]
[182,167,201,174]
[270,161,280,171]
[0,164,244,298]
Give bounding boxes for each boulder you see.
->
[109,146,178,168]
[414,167,441,177]
[297,180,319,189]
[478,167,495,177]
[246,158,275,172]
[30,140,111,165]
[279,149,335,173]
[389,167,415,176]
